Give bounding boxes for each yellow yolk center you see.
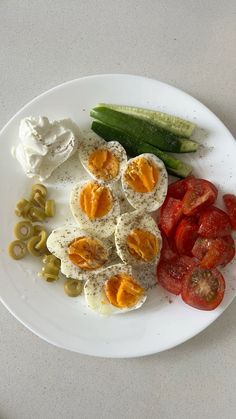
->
[68,236,108,270]
[125,157,159,193]
[88,148,120,181]
[80,181,113,220]
[127,228,159,262]
[105,273,144,308]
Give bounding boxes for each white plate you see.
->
[0,74,236,358]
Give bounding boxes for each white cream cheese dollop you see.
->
[15,116,79,180]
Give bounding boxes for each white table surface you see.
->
[1,1,236,418]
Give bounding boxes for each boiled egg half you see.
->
[121,153,168,212]
[84,263,146,315]
[79,135,127,183]
[70,180,120,237]
[46,226,112,280]
[115,211,162,267]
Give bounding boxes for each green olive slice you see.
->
[27,236,44,256]
[41,263,60,276]
[35,230,48,250]
[64,279,83,297]
[33,224,45,235]
[8,240,27,260]
[40,262,60,282]
[15,199,31,217]
[41,272,59,282]
[45,200,56,217]
[31,184,47,197]
[28,206,46,222]
[42,254,61,267]
[31,192,46,208]
[14,221,34,240]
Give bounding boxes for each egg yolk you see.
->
[127,228,159,262]
[124,157,159,193]
[68,236,108,270]
[105,273,144,308]
[80,181,113,220]
[88,148,119,181]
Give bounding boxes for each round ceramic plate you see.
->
[0,74,235,358]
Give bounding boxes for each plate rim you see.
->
[1,72,235,141]
[0,288,228,358]
[0,73,235,358]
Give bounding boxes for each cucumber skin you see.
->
[91,121,193,178]
[91,107,198,153]
[98,103,196,138]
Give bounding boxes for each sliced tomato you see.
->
[168,176,195,200]
[198,206,231,238]
[174,217,199,256]
[159,196,183,237]
[192,236,235,268]
[221,236,236,265]
[182,179,218,216]
[181,266,225,310]
[191,238,209,260]
[157,256,196,295]
[160,233,177,261]
[223,194,236,229]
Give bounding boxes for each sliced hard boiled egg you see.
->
[79,135,127,183]
[115,211,162,268]
[70,180,120,237]
[121,153,168,212]
[46,225,113,280]
[132,264,157,290]
[84,263,146,315]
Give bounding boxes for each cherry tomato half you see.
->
[181,266,225,310]
[192,236,235,269]
[159,196,183,237]
[160,232,177,261]
[182,179,218,216]
[175,217,199,256]
[223,194,236,230]
[198,206,232,238]
[167,176,195,200]
[157,256,196,295]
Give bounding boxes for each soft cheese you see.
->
[16,116,79,180]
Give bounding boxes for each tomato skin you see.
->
[168,176,195,200]
[160,233,177,261]
[157,256,197,295]
[159,196,183,237]
[223,194,236,229]
[192,236,235,269]
[182,179,218,216]
[158,178,234,307]
[191,237,209,260]
[175,217,199,256]
[181,266,225,310]
[198,206,232,238]
[220,236,236,265]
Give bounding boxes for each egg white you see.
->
[132,264,157,290]
[70,180,120,238]
[84,263,147,315]
[115,210,162,269]
[79,135,127,184]
[46,225,114,280]
[121,153,168,212]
